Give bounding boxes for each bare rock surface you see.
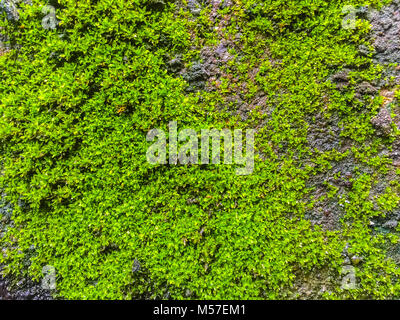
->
[0,195,54,300]
[370,0,400,65]
[371,107,393,135]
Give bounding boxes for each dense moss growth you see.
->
[1,0,400,299]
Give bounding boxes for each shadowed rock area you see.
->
[0,276,53,300]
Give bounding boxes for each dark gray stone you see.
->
[187,0,201,16]
[371,107,392,136]
[370,1,400,65]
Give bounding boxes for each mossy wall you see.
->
[1,0,400,299]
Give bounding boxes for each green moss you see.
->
[1,0,400,299]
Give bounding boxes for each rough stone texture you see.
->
[285,267,341,299]
[370,1,400,65]
[298,0,400,250]
[391,138,400,166]
[187,0,201,16]
[3,0,400,300]
[0,195,54,300]
[169,0,400,242]
[181,62,209,92]
[0,276,53,300]
[167,55,184,74]
[329,68,351,91]
[178,0,238,93]
[371,106,393,136]
[0,0,20,21]
[0,0,32,55]
[179,0,274,123]
[368,0,400,173]
[305,158,359,231]
[368,0,400,90]
[0,0,32,21]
